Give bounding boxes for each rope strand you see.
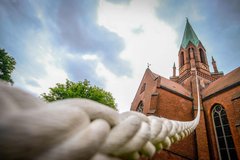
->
[0,75,201,160]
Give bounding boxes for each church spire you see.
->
[181,18,200,49]
[212,56,219,73]
[178,19,211,82]
[173,62,176,77]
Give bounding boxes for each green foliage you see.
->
[41,79,117,110]
[0,48,16,84]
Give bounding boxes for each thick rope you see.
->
[0,72,200,160]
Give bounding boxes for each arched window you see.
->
[180,52,184,67]
[199,49,206,64]
[136,101,144,113]
[192,48,196,59]
[188,48,191,61]
[212,104,237,160]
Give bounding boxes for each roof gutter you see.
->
[202,81,240,101]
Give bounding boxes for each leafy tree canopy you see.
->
[0,48,16,84]
[41,79,117,110]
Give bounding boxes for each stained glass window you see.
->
[212,104,237,160]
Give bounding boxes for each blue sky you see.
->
[0,0,239,112]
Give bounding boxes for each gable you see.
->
[150,70,192,99]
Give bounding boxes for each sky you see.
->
[0,0,239,112]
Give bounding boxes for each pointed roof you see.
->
[212,56,216,63]
[181,18,200,49]
[147,69,192,98]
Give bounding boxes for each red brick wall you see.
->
[155,88,196,160]
[190,75,210,160]
[203,86,240,159]
[178,42,212,80]
[156,88,193,121]
[232,95,240,135]
[131,69,158,113]
[131,72,197,159]
[132,68,240,160]
[152,149,191,160]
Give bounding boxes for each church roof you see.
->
[181,19,200,49]
[202,67,240,99]
[161,76,192,98]
[148,69,192,98]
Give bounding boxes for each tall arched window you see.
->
[212,104,237,160]
[136,101,144,113]
[199,49,206,64]
[188,48,191,61]
[192,48,196,59]
[180,52,184,67]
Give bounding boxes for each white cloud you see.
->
[13,29,69,96]
[97,0,179,112]
[11,0,180,113]
[10,3,69,96]
[82,54,98,61]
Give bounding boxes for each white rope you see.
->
[0,72,200,160]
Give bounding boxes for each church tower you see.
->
[179,19,210,76]
[131,19,240,160]
[170,19,223,89]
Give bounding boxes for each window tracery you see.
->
[212,104,237,160]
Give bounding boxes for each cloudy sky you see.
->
[0,0,239,112]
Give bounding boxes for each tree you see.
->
[41,79,117,110]
[0,48,16,85]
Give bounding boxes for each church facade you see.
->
[131,19,240,160]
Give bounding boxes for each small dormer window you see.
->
[199,48,206,64]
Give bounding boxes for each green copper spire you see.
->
[181,18,200,49]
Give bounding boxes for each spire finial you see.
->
[181,18,200,49]
[147,63,151,68]
[211,56,218,73]
[212,56,215,62]
[173,62,176,77]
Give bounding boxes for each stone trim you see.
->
[193,106,203,111]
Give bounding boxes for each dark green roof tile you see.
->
[181,19,200,49]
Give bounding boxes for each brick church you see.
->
[131,19,240,160]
